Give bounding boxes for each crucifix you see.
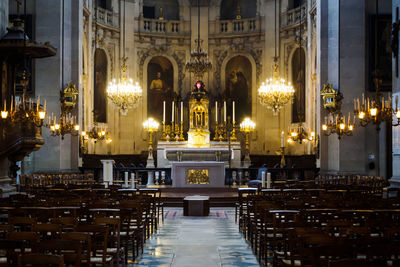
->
[392,7,399,77]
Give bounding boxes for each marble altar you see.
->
[171,161,225,187]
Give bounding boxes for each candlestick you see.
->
[231,121,237,141]
[224,101,226,122]
[163,101,166,122]
[215,101,218,122]
[232,101,235,122]
[181,101,183,122]
[179,121,184,141]
[172,101,174,122]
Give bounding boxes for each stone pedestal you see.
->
[101,159,115,185]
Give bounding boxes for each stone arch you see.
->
[220,0,256,20]
[143,0,179,20]
[221,54,256,122]
[93,48,108,123]
[290,47,306,123]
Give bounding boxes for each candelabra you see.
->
[143,118,159,168]
[321,113,354,139]
[353,77,398,131]
[240,118,256,166]
[81,123,110,143]
[287,124,315,144]
[179,121,184,141]
[231,121,237,141]
[213,123,219,141]
[161,121,166,140]
[1,96,46,127]
[47,113,79,139]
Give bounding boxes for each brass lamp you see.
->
[1,97,46,127]
[240,118,255,164]
[288,124,315,144]
[143,118,159,168]
[321,113,354,139]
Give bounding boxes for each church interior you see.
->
[0,0,400,266]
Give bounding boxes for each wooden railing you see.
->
[281,4,307,28]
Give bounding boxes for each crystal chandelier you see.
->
[185,0,212,80]
[107,58,142,115]
[258,64,295,114]
[258,0,294,114]
[106,0,142,115]
[321,113,354,139]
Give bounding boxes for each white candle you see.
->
[267,172,271,189]
[181,101,183,122]
[163,101,166,122]
[215,101,218,122]
[261,171,266,188]
[233,101,235,122]
[224,101,226,122]
[124,172,129,187]
[281,131,284,147]
[172,101,174,122]
[131,172,135,189]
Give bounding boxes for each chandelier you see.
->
[47,113,79,139]
[288,124,315,144]
[106,0,142,115]
[185,0,212,81]
[354,77,399,131]
[258,64,295,114]
[322,113,354,139]
[258,0,294,114]
[1,95,46,127]
[81,123,110,143]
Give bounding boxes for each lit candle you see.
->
[181,101,183,122]
[215,101,218,122]
[233,101,235,122]
[224,101,226,122]
[163,101,165,122]
[172,101,174,122]
[281,131,284,147]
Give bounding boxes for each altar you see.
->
[171,161,225,187]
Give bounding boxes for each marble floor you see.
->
[129,208,261,267]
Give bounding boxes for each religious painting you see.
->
[291,48,305,123]
[147,56,174,122]
[94,49,107,123]
[225,56,252,123]
[370,15,392,91]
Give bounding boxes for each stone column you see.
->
[318,0,367,174]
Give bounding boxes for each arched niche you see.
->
[224,55,252,123]
[94,48,107,123]
[143,0,179,20]
[220,0,256,20]
[147,56,174,122]
[291,47,305,123]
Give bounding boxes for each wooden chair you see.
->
[18,253,64,267]
[38,239,82,267]
[60,232,91,266]
[32,223,61,240]
[94,217,122,266]
[9,217,37,232]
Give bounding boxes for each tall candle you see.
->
[163,101,166,122]
[261,171,266,188]
[124,172,129,187]
[224,101,226,122]
[233,101,235,122]
[181,101,183,122]
[172,101,174,122]
[281,131,284,147]
[267,172,271,189]
[215,101,218,122]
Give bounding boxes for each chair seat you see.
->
[90,255,113,263]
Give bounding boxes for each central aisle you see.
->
[131,208,260,267]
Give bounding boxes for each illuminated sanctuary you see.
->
[1,0,400,266]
